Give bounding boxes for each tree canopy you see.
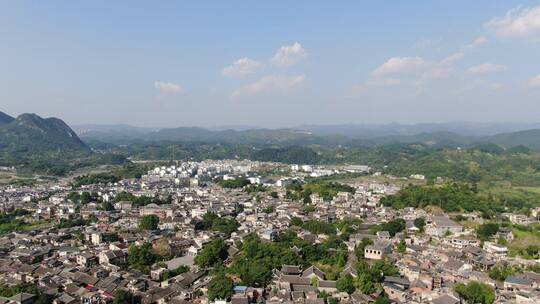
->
[455,281,495,304]
[194,239,229,268]
[207,274,234,301]
[139,215,159,231]
[128,242,156,273]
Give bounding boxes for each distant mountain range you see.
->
[74,124,326,145]
[3,110,540,168]
[73,121,540,150]
[74,124,159,142]
[297,122,540,138]
[483,129,540,150]
[0,111,90,165]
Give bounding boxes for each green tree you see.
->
[262,206,275,214]
[396,240,406,253]
[301,220,336,235]
[207,274,234,301]
[218,178,250,189]
[112,290,139,304]
[227,234,302,287]
[303,205,316,213]
[114,191,137,202]
[336,274,355,294]
[488,265,514,281]
[354,272,375,295]
[371,259,399,279]
[139,215,159,231]
[413,217,426,232]
[101,201,114,211]
[290,217,303,226]
[127,243,156,273]
[328,298,340,304]
[199,212,239,235]
[371,218,406,236]
[525,245,540,259]
[374,296,390,304]
[477,222,499,241]
[80,192,93,204]
[195,239,228,267]
[455,281,495,304]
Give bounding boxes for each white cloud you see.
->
[485,6,540,38]
[367,51,465,89]
[439,52,464,66]
[528,74,540,87]
[371,57,427,76]
[232,74,305,98]
[222,57,262,77]
[419,53,464,81]
[270,42,307,67]
[467,63,507,74]
[462,36,488,50]
[154,81,183,94]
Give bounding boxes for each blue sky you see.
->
[1,1,540,127]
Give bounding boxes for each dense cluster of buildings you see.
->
[0,159,539,304]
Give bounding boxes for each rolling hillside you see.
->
[0,112,91,165]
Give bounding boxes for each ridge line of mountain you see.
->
[3,110,540,151]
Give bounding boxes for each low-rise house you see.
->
[444,259,472,277]
[425,216,463,237]
[364,241,392,260]
[260,229,279,242]
[99,250,126,266]
[376,231,390,241]
[505,276,533,292]
[431,294,460,304]
[515,291,540,303]
[444,236,480,249]
[77,253,98,267]
[140,204,174,220]
[1,293,35,304]
[383,276,410,302]
[91,233,102,245]
[272,265,338,300]
[483,242,508,259]
[495,227,515,241]
[471,255,495,271]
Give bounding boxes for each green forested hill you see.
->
[484,129,540,150]
[0,112,95,173]
[0,113,90,160]
[317,144,540,186]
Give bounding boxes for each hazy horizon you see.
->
[4,109,540,131]
[1,1,540,128]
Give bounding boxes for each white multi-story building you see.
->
[483,241,508,258]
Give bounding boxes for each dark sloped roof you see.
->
[432,294,460,304]
[301,265,325,279]
[9,292,35,303]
